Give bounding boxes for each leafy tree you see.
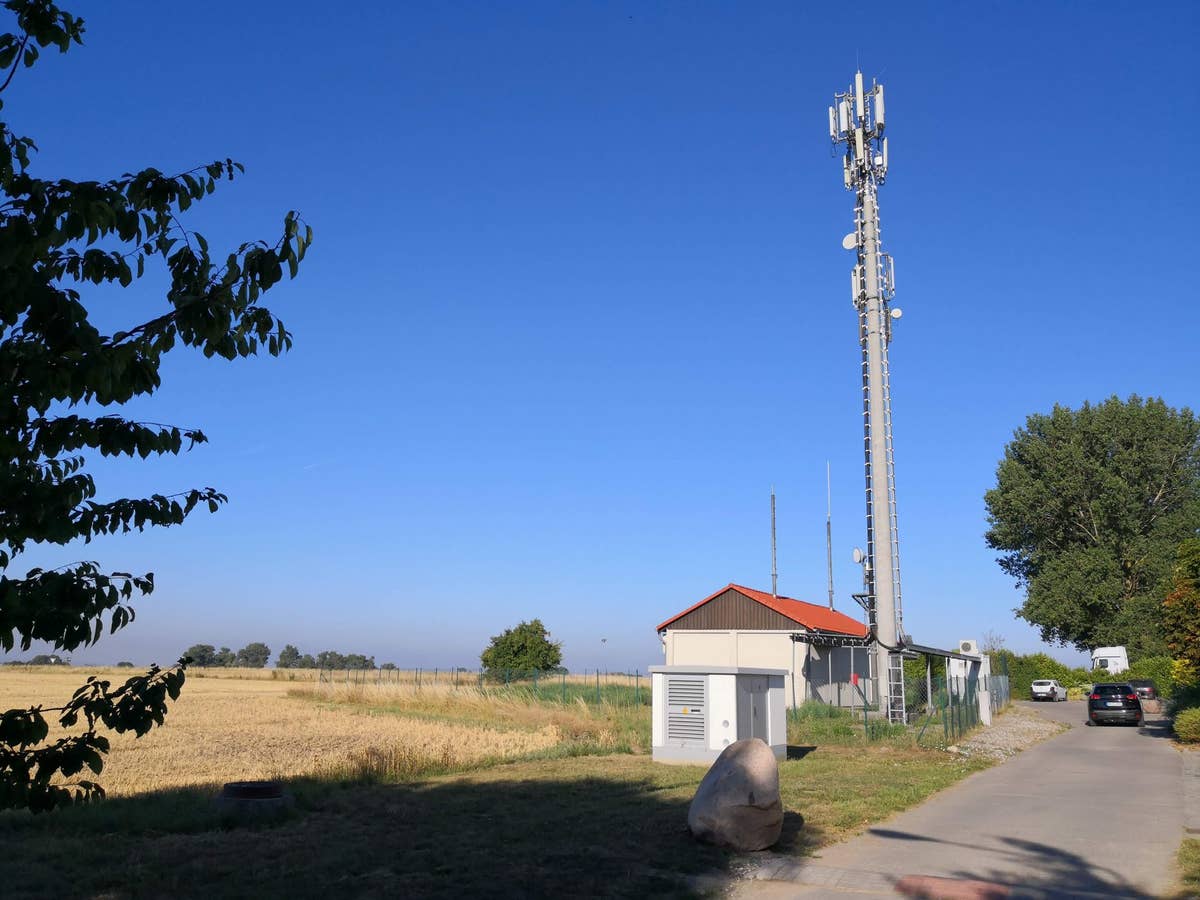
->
[213,647,236,668]
[115,661,133,668]
[984,396,1200,655]
[315,650,345,670]
[276,644,301,669]
[380,662,397,670]
[1164,538,1200,670]
[297,653,317,669]
[343,653,374,670]
[28,653,62,665]
[0,2,309,811]
[183,644,217,667]
[234,642,270,668]
[480,619,562,673]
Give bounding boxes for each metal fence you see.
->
[311,667,652,706]
[905,673,1011,745]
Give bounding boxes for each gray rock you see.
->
[687,738,783,851]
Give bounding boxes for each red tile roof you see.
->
[656,583,870,637]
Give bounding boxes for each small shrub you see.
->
[1171,682,1200,715]
[1174,707,1200,743]
[789,700,852,721]
[1173,659,1198,687]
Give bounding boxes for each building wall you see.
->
[663,629,874,709]
[665,589,797,631]
[664,630,807,707]
[802,644,874,706]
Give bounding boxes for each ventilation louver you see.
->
[665,675,706,744]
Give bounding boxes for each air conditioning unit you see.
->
[959,639,980,656]
[649,666,787,765]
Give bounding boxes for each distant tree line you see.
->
[276,645,378,670]
[3,654,68,666]
[183,643,272,668]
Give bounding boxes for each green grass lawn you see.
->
[1173,838,1200,900]
[0,741,989,899]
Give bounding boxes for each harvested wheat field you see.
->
[0,668,565,795]
[0,667,1001,898]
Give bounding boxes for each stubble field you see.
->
[0,666,994,898]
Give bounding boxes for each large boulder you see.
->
[687,738,783,851]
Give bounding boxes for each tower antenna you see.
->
[770,486,778,598]
[828,70,906,723]
[826,462,834,610]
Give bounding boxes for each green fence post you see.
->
[635,671,640,705]
[596,668,601,705]
[561,671,566,703]
[478,669,483,690]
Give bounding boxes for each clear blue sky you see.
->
[6,2,1197,670]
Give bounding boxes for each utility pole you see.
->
[829,72,906,724]
[826,462,834,610]
[770,487,778,598]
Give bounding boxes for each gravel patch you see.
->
[947,707,1067,761]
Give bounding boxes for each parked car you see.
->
[1030,679,1068,702]
[1087,682,1142,726]
[1126,679,1158,702]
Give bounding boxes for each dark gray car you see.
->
[1087,682,1142,726]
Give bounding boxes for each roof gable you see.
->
[657,583,869,637]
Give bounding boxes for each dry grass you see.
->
[0,668,562,795]
[0,669,998,897]
[294,680,650,753]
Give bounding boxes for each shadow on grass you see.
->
[786,745,817,760]
[0,763,816,899]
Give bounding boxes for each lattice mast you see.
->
[829,72,906,723]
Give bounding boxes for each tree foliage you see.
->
[1164,538,1200,670]
[182,644,216,667]
[183,642,271,668]
[275,644,301,669]
[0,1,309,811]
[480,619,562,673]
[984,396,1200,655]
[314,650,375,670]
[234,642,270,668]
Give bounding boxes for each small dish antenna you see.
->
[841,233,857,250]
[851,547,865,564]
[890,307,903,319]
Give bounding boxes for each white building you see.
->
[656,583,874,710]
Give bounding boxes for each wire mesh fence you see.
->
[310,666,652,706]
[905,673,1012,746]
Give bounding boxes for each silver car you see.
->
[1031,679,1068,701]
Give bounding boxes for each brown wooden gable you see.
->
[665,587,797,631]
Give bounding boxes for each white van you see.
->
[1091,646,1129,675]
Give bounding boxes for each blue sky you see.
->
[5,2,1197,670]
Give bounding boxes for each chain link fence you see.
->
[906,671,1012,746]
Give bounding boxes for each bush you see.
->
[1174,707,1200,743]
[1121,655,1176,697]
[1171,681,1200,715]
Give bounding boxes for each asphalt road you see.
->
[739,700,1185,899]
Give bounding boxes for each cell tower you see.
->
[829,72,906,723]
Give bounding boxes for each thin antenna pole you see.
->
[771,486,778,598]
[826,462,835,609]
